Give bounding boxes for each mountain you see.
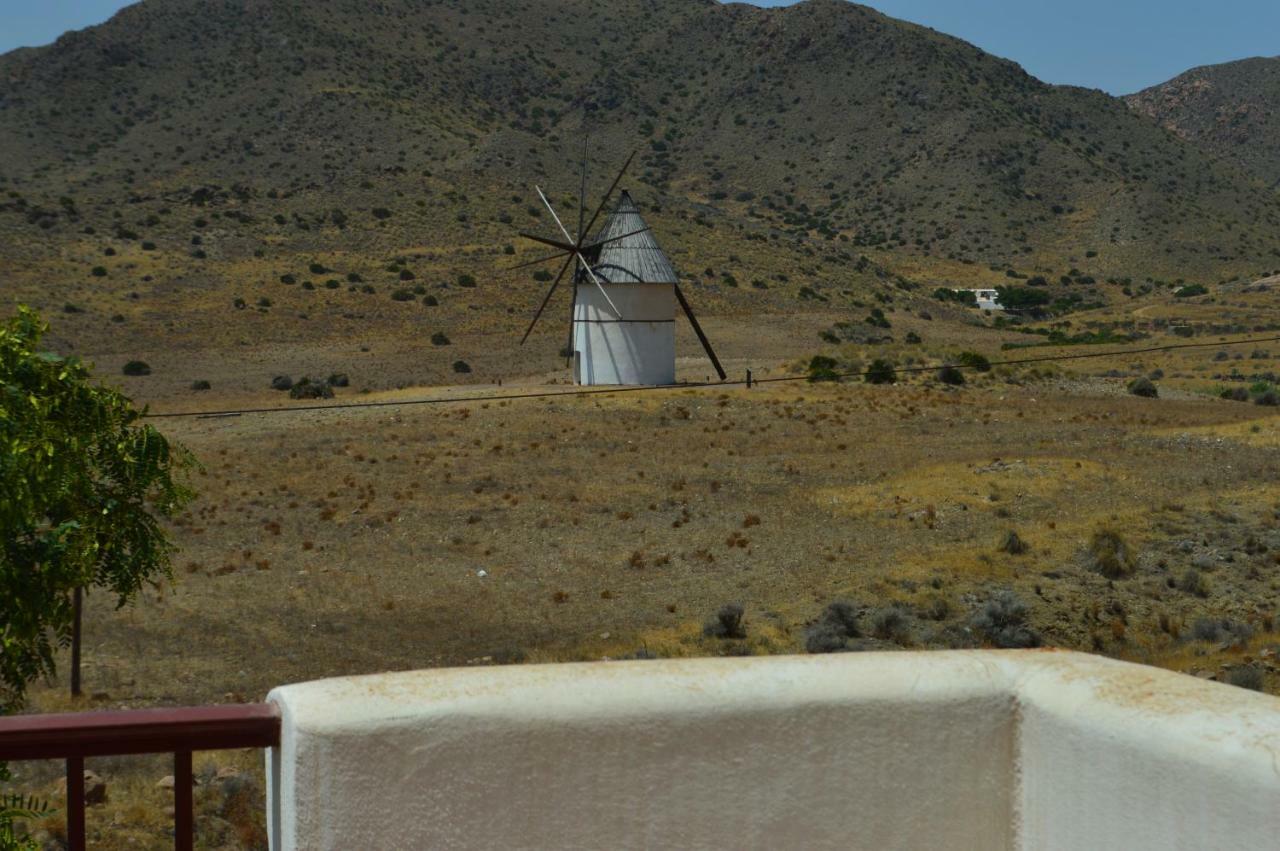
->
[1126,57,1280,189]
[2,0,1279,375]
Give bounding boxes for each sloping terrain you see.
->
[1127,56,1280,188]
[1,0,1279,391]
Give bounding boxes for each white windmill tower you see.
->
[512,151,726,386]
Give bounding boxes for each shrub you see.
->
[452,360,471,374]
[308,262,328,275]
[995,286,1051,310]
[1174,284,1208,298]
[1220,387,1250,402]
[870,607,912,644]
[865,359,896,384]
[865,308,891,329]
[457,274,477,288]
[1190,618,1252,646]
[703,603,746,639]
[328,373,350,387]
[1227,665,1264,691]
[1178,568,1209,598]
[933,288,977,306]
[1256,389,1279,406]
[1089,528,1135,578]
[371,207,392,220]
[1128,377,1158,398]
[938,365,965,385]
[270,375,293,391]
[805,601,861,653]
[807,355,840,383]
[423,295,439,306]
[399,269,415,281]
[391,289,414,302]
[91,266,107,277]
[289,378,334,400]
[346,272,363,283]
[971,591,1041,648]
[122,360,151,376]
[430,332,451,346]
[999,531,1029,555]
[190,380,211,391]
[956,351,991,372]
[904,331,922,344]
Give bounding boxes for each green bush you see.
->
[865,359,896,384]
[938,365,965,385]
[1089,528,1135,578]
[995,286,1051,310]
[431,332,451,346]
[956,351,991,372]
[122,360,151,376]
[703,603,746,639]
[807,355,840,382]
[1128,377,1158,398]
[1174,284,1208,298]
[932,288,976,306]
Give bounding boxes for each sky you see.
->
[0,0,1277,94]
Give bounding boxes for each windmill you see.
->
[511,149,726,386]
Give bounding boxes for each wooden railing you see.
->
[0,703,280,850]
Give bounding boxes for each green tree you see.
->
[1,307,194,709]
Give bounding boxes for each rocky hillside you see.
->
[1127,56,1280,189]
[1,0,1278,364]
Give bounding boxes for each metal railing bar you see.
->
[0,703,280,760]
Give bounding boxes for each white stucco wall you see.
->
[266,651,1280,850]
[573,283,674,385]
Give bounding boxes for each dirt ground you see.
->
[10,309,1280,849]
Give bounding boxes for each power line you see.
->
[141,334,1280,420]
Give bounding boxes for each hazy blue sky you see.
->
[1,0,1276,94]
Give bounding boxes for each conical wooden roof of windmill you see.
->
[585,190,677,284]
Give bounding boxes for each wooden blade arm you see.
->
[519,252,576,345]
[507,250,571,271]
[536,186,579,246]
[518,232,576,253]
[579,150,636,239]
[583,226,651,251]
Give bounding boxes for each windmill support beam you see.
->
[674,284,727,381]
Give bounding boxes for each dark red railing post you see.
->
[175,750,193,851]
[66,755,86,851]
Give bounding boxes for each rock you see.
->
[84,770,107,805]
[215,767,242,782]
[1192,554,1217,571]
[156,775,175,789]
[57,770,107,804]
